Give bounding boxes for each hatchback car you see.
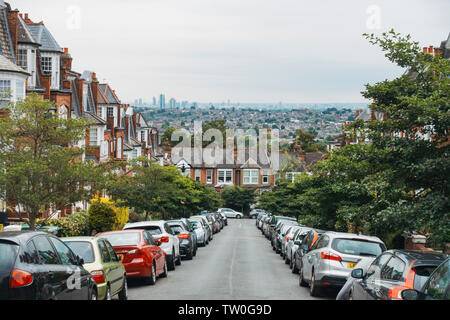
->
[167,220,196,260]
[289,227,314,273]
[300,232,387,296]
[62,237,128,300]
[191,216,213,242]
[282,226,303,263]
[349,250,446,300]
[96,230,167,285]
[123,221,181,271]
[218,208,244,219]
[0,231,97,300]
[249,209,266,219]
[267,216,297,241]
[189,219,208,247]
[401,257,450,300]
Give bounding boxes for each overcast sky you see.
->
[13,0,450,104]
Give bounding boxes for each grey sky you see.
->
[13,0,450,104]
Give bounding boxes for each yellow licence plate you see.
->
[348,263,356,269]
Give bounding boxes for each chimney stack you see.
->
[423,47,428,53]
[429,46,434,54]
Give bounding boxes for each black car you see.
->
[401,258,450,300]
[350,250,447,300]
[0,231,97,300]
[167,221,196,260]
[293,228,325,279]
[267,216,297,240]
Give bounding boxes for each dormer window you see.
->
[18,49,28,69]
[107,107,114,118]
[41,56,52,73]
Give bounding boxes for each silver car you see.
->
[123,221,182,271]
[190,216,213,242]
[300,232,386,297]
[281,226,303,263]
[218,208,244,219]
[287,227,314,273]
[189,219,208,247]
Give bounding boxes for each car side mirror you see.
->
[351,268,364,279]
[401,289,421,301]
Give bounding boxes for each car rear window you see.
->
[332,238,384,257]
[100,233,140,246]
[127,226,162,235]
[0,241,19,270]
[414,266,438,291]
[170,225,184,234]
[64,241,95,264]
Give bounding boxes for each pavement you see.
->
[126,219,334,300]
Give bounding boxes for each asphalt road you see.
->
[126,219,335,300]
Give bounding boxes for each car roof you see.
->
[97,229,143,236]
[387,249,448,265]
[60,236,97,243]
[323,231,384,243]
[124,221,165,228]
[0,231,52,245]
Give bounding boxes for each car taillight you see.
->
[160,236,169,243]
[286,237,290,242]
[10,270,33,288]
[91,270,105,284]
[389,260,417,300]
[128,249,144,257]
[321,251,342,262]
[178,233,190,239]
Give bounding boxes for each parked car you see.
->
[262,216,272,238]
[249,209,266,219]
[62,237,128,300]
[0,231,97,300]
[189,219,208,247]
[191,216,213,242]
[282,226,303,263]
[217,212,228,226]
[300,232,387,297]
[401,257,450,300]
[257,213,269,230]
[289,227,314,273]
[267,216,297,241]
[218,208,244,219]
[272,220,299,253]
[96,230,167,286]
[349,250,447,300]
[167,220,196,260]
[294,229,326,278]
[122,221,181,271]
[178,218,198,255]
[205,215,219,234]
[204,213,223,231]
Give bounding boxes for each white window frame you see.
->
[195,170,201,182]
[89,128,98,146]
[243,169,259,185]
[206,169,213,184]
[41,56,52,73]
[18,49,28,70]
[218,169,233,184]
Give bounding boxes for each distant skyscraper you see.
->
[169,98,176,109]
[153,96,157,106]
[160,94,166,109]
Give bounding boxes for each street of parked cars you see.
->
[255,211,449,300]
[0,209,232,300]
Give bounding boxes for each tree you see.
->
[291,129,320,152]
[222,186,255,214]
[0,93,101,230]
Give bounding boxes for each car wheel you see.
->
[349,291,354,301]
[118,278,128,300]
[167,254,176,271]
[237,215,242,219]
[186,248,193,260]
[299,268,308,287]
[146,262,156,285]
[160,260,168,278]
[285,255,290,265]
[105,285,112,300]
[310,271,321,297]
[89,288,98,301]
[176,253,182,266]
[292,260,299,274]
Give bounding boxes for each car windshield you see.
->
[0,241,19,270]
[332,238,384,256]
[64,241,95,264]
[100,233,140,246]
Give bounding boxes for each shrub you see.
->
[44,211,90,237]
[88,198,129,233]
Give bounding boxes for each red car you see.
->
[96,230,167,285]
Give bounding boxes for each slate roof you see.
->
[0,54,29,75]
[17,16,39,45]
[0,5,14,61]
[439,32,450,59]
[27,24,63,53]
[84,111,106,125]
[70,79,82,117]
[99,84,121,104]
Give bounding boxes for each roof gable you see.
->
[27,24,62,53]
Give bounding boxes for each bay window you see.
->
[244,169,259,185]
[218,169,233,184]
